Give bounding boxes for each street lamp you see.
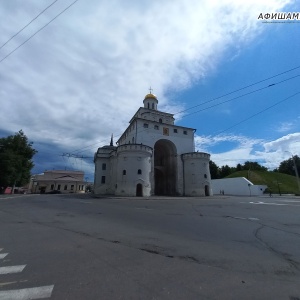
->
[285,151,300,193]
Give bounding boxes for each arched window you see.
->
[159,118,162,123]
[138,169,142,175]
[152,103,154,109]
[204,174,207,178]
[147,103,150,108]
[123,170,126,175]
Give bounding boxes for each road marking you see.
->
[0,285,54,300]
[0,254,8,260]
[248,201,299,206]
[0,265,26,275]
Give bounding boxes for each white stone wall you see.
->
[182,153,211,196]
[211,177,267,196]
[134,119,194,154]
[94,147,116,194]
[115,145,152,196]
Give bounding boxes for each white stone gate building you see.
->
[94,92,212,197]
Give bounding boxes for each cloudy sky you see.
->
[0,0,299,179]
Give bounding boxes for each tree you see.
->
[0,130,37,193]
[219,165,232,178]
[209,161,220,179]
[243,161,267,171]
[236,163,242,171]
[278,155,300,176]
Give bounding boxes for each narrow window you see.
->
[143,123,149,128]
[50,184,54,190]
[183,130,187,135]
[102,163,106,170]
[71,185,74,191]
[57,184,61,191]
[159,118,162,123]
[147,103,150,108]
[101,176,106,184]
[132,137,134,143]
[123,170,126,175]
[138,169,142,175]
[64,185,67,190]
[204,174,207,179]
[152,103,154,109]
[154,125,159,130]
[174,128,177,133]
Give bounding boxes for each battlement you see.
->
[117,144,153,155]
[182,152,210,160]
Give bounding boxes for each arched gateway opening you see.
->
[154,139,177,195]
[136,183,143,196]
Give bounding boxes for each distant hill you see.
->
[226,171,300,195]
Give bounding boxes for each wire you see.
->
[215,91,300,135]
[0,0,59,50]
[69,73,300,155]
[174,65,300,115]
[181,74,300,118]
[0,0,79,64]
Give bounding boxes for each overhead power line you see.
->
[0,0,59,50]
[70,73,299,155]
[0,0,79,64]
[181,74,300,118]
[215,91,300,135]
[174,65,300,115]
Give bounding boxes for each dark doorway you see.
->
[205,185,210,196]
[136,183,143,196]
[154,139,177,195]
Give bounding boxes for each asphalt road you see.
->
[0,193,300,300]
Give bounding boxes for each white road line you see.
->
[0,285,54,300]
[0,265,26,275]
[0,253,8,260]
[249,201,300,206]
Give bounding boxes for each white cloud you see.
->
[276,122,295,133]
[0,0,293,173]
[196,132,300,170]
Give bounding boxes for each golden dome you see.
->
[144,93,157,100]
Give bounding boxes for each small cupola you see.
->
[143,89,158,110]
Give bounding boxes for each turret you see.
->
[143,92,158,110]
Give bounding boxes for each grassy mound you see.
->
[226,171,299,195]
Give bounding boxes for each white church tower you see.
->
[94,91,212,197]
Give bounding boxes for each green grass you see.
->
[226,170,300,195]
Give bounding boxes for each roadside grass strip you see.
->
[0,285,54,300]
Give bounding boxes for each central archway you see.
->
[154,139,177,195]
